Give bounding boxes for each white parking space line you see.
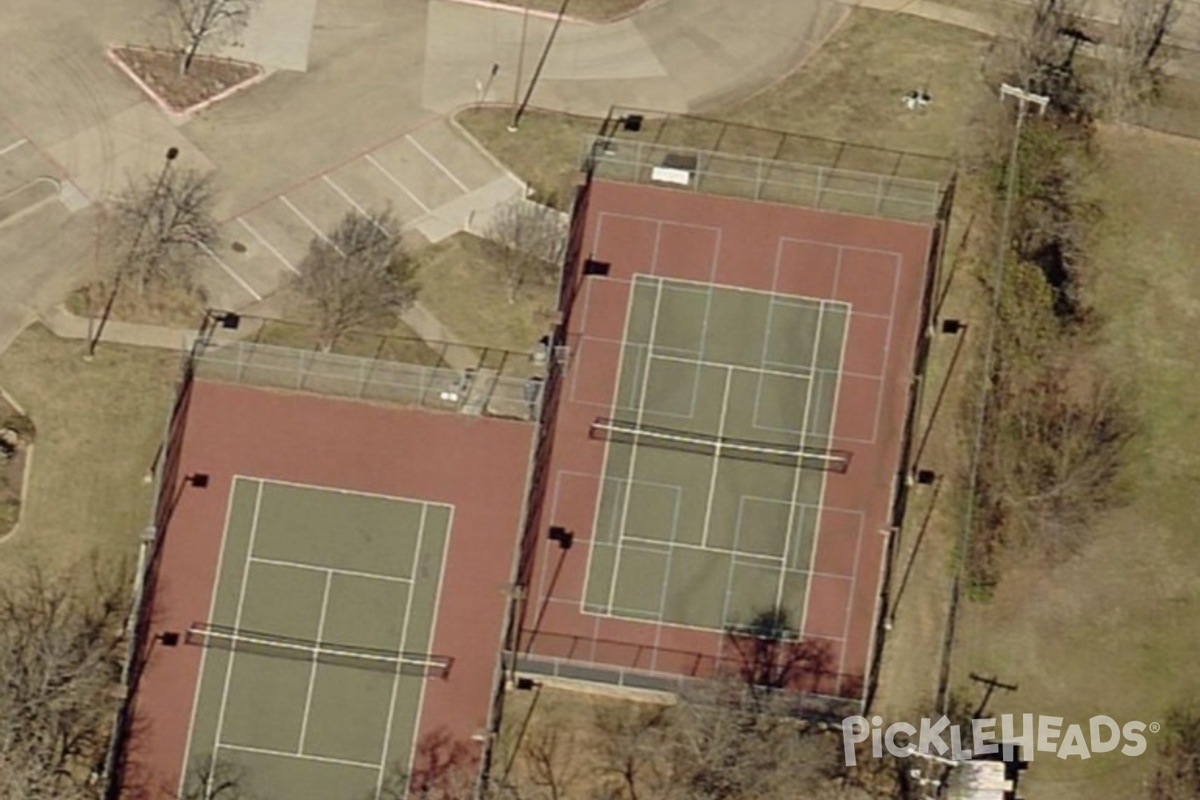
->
[365,155,430,213]
[0,139,27,157]
[200,242,263,301]
[405,135,469,193]
[238,218,300,274]
[322,176,393,238]
[280,196,341,253]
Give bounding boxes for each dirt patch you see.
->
[111,46,262,114]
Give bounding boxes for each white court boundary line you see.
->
[177,476,244,799]
[397,504,453,800]
[206,479,265,796]
[297,571,333,752]
[220,742,380,772]
[375,503,427,799]
[578,331,884,381]
[576,261,640,624]
[784,300,825,628]
[248,556,413,585]
[605,263,664,613]
[699,366,733,550]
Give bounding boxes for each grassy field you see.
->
[947,126,1200,799]
[414,233,557,354]
[0,325,178,569]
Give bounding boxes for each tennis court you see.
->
[583,275,850,634]
[180,477,451,799]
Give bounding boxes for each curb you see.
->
[433,0,662,27]
[106,45,269,123]
[446,110,528,189]
[435,0,596,26]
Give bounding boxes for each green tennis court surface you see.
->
[584,275,849,633]
[182,477,451,799]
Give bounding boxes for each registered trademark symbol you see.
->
[1150,722,1162,734]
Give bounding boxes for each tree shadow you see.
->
[723,606,836,696]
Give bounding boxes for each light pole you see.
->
[942,84,1046,716]
[87,146,180,359]
[508,0,532,131]
[509,0,571,132]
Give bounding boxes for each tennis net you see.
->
[185,623,453,678]
[591,417,851,473]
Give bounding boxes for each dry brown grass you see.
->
[946,125,1200,800]
[414,232,557,353]
[457,9,992,211]
[0,325,178,570]
[458,107,594,210]
[65,279,207,329]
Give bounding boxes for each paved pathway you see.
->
[37,300,482,370]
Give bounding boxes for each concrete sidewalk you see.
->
[37,301,481,370]
[422,0,849,115]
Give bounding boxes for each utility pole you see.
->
[940,84,1047,716]
[86,146,180,359]
[508,0,532,131]
[509,0,571,132]
[969,672,1019,718]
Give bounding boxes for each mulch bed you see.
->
[112,46,262,114]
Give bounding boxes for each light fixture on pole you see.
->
[86,146,180,360]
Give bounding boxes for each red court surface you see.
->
[120,381,533,798]
[517,178,936,701]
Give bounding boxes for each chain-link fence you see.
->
[583,135,945,222]
[193,339,545,421]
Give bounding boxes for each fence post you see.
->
[235,341,247,384]
[875,173,886,215]
[755,157,764,201]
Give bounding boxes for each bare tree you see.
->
[110,166,219,295]
[0,557,131,800]
[670,680,845,800]
[1100,0,1181,118]
[170,0,258,75]
[292,208,418,351]
[483,198,567,303]
[591,703,676,800]
[522,723,585,800]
